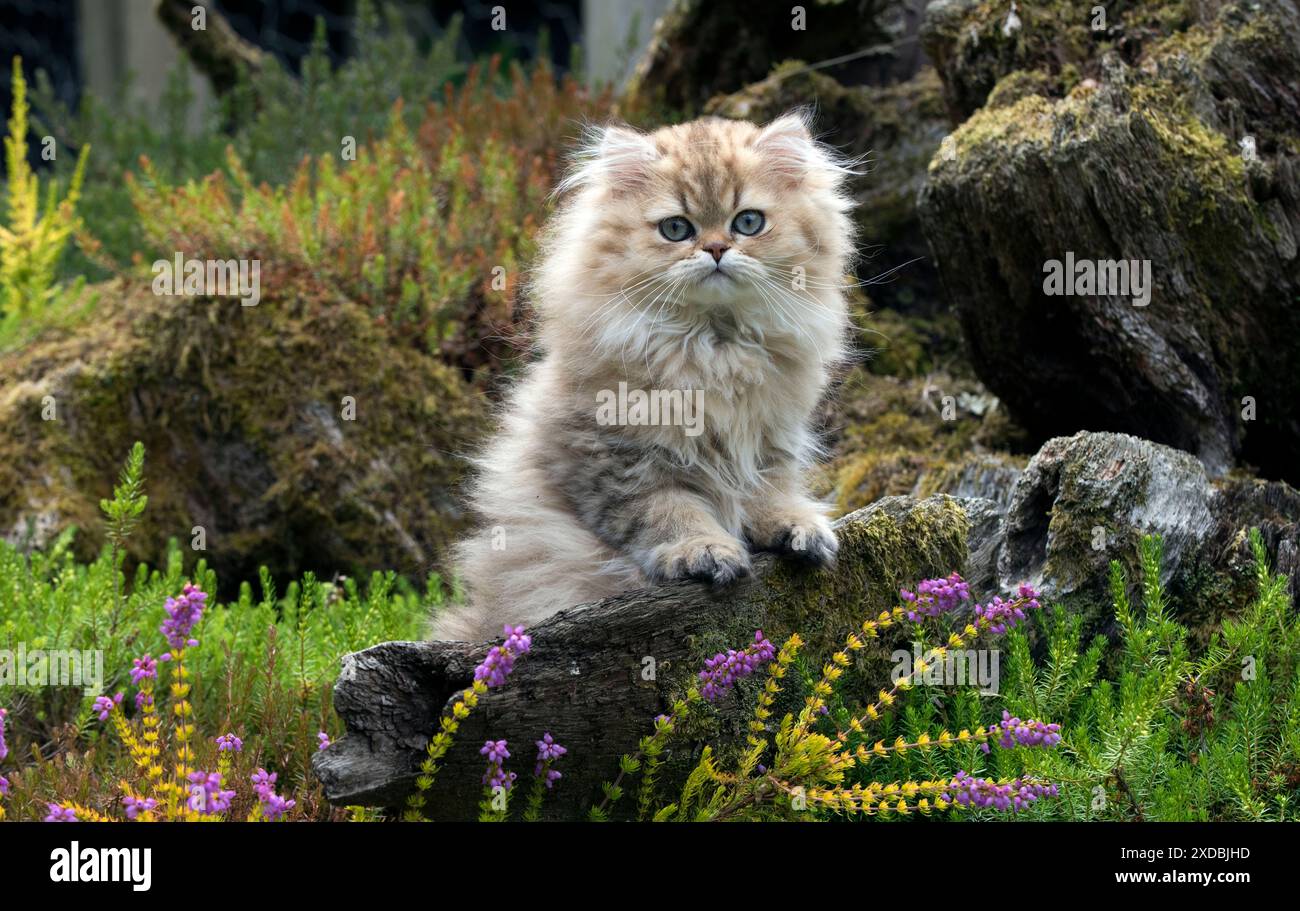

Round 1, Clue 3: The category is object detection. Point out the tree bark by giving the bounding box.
[154,0,268,96]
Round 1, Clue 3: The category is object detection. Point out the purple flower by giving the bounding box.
[123,796,158,820]
[535,732,566,763]
[480,739,516,791]
[45,803,78,822]
[900,573,971,621]
[259,791,296,821]
[473,625,533,689]
[93,692,123,721]
[698,630,776,702]
[160,583,208,650]
[0,706,8,762]
[251,768,296,821]
[216,733,243,752]
[973,585,1042,635]
[503,625,532,656]
[317,732,331,751]
[135,692,153,710]
[130,654,158,685]
[0,774,9,797]
[481,739,510,765]
[943,770,1058,813]
[533,733,568,789]
[186,770,235,815]
[984,710,1062,753]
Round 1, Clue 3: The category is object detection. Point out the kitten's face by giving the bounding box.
[543,114,854,327]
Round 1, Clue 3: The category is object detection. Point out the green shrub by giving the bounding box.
[872,532,1300,820]
[0,443,436,820]
[0,57,91,346]
[123,54,609,378]
[28,2,466,280]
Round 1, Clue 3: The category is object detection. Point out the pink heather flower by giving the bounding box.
[134,692,153,710]
[943,770,1058,813]
[482,739,510,765]
[480,739,515,791]
[216,733,243,752]
[984,711,1062,753]
[0,706,8,761]
[130,654,158,685]
[160,583,208,650]
[900,573,971,621]
[699,630,776,702]
[317,732,331,751]
[123,796,158,820]
[533,733,567,789]
[0,774,9,796]
[251,768,296,821]
[973,584,1043,635]
[473,626,532,689]
[93,692,123,721]
[45,803,78,822]
[186,771,235,815]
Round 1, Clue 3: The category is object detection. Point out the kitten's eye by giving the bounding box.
[658,216,695,242]
[732,210,765,236]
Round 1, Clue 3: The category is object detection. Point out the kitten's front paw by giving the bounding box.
[765,516,839,569]
[651,537,752,587]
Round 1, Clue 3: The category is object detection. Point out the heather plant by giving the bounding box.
[997,532,1300,821]
[400,624,571,823]
[0,57,91,346]
[23,5,610,379]
[122,54,608,378]
[0,443,432,820]
[4,448,1292,823]
[867,533,1300,821]
[588,582,1063,821]
[35,580,306,821]
[27,1,466,279]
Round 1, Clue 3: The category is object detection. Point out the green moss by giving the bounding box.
[933,93,1057,175]
[985,69,1054,109]
[0,276,485,589]
[924,0,1196,117]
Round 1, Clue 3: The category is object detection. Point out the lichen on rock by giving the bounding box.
[919,0,1300,482]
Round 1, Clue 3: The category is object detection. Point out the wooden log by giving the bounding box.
[311,495,984,820]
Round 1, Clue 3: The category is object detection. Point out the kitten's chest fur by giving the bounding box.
[580,318,832,491]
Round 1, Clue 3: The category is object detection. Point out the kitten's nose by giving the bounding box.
[702,241,730,263]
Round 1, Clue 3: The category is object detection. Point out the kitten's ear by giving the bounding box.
[755,110,856,185]
[754,110,817,181]
[557,123,658,194]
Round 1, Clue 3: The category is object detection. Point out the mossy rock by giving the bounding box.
[921,0,1194,121]
[817,365,1030,515]
[994,431,1300,639]
[623,0,916,117]
[919,1,1300,482]
[0,274,486,589]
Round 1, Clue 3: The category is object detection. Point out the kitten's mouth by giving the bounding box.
[702,268,732,283]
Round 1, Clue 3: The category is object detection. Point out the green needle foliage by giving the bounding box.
[0,444,436,820]
[879,532,1300,821]
[0,56,90,342]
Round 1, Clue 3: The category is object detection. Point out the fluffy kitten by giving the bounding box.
[431,112,857,642]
